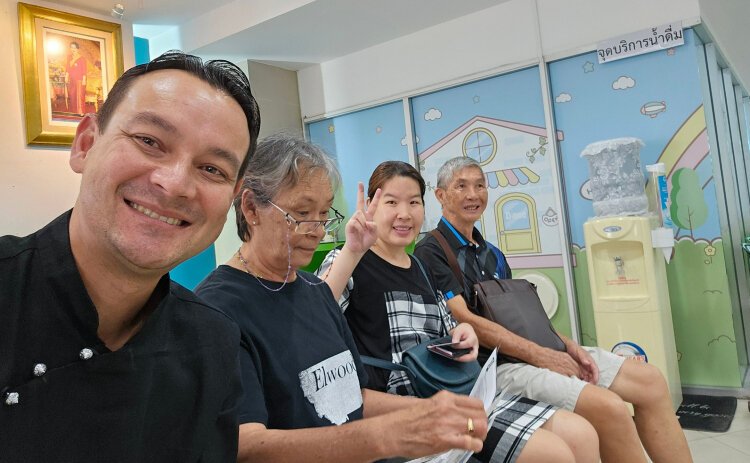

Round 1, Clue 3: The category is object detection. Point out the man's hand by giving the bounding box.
[385,391,488,457]
[566,342,599,384]
[530,347,582,378]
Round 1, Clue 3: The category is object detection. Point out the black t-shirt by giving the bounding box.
[0,211,242,463]
[195,265,368,429]
[319,249,455,395]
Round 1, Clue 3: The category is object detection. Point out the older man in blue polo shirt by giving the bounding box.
[415,156,692,463]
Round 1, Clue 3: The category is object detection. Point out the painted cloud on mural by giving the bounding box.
[424,108,442,121]
[612,76,636,90]
[555,93,572,103]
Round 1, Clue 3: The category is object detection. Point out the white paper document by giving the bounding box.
[407,349,498,463]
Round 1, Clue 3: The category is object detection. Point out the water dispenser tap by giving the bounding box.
[614,256,625,276]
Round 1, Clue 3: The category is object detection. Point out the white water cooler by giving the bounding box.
[583,216,682,410]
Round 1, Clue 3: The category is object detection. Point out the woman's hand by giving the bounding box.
[449,323,479,362]
[379,391,488,458]
[342,182,381,255]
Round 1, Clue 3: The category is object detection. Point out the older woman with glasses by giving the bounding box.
[195,134,490,463]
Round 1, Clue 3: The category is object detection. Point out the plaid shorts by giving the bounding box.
[469,392,557,463]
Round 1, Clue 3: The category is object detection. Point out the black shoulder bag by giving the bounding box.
[428,229,565,361]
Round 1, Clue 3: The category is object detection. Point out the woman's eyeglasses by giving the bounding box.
[268,201,344,235]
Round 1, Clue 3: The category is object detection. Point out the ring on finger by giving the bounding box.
[467,417,474,434]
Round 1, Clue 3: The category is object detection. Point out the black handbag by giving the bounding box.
[474,279,565,352]
[360,257,480,398]
[429,230,566,359]
[362,336,480,398]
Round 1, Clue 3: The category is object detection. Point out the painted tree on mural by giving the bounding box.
[670,168,708,239]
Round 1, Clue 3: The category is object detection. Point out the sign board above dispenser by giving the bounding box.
[597,22,684,64]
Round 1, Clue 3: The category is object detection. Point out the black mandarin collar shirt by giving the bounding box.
[0,211,242,462]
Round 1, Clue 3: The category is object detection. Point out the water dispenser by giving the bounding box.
[582,138,682,410]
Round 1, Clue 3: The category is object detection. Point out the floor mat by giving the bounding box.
[677,394,737,433]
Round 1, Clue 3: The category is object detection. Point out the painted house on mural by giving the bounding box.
[419,116,566,269]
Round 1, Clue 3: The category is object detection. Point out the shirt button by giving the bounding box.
[33,363,47,377]
[79,348,94,360]
[5,392,19,406]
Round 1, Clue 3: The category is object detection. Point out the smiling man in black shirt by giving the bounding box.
[0,51,260,462]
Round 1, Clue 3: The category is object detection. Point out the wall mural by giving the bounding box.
[549,28,740,387]
[303,29,741,388]
[411,67,573,337]
[307,101,410,241]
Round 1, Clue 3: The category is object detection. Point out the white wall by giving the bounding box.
[297,0,700,118]
[214,60,304,265]
[0,0,134,236]
[147,26,182,58]
[297,0,538,118]
[698,0,750,92]
[537,0,699,57]
[248,60,303,139]
[179,0,314,54]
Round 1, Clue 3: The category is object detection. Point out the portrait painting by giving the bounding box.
[18,3,123,146]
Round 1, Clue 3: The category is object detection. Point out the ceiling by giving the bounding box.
[51,0,511,69]
[52,0,237,25]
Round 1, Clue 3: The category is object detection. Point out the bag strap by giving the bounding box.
[412,255,449,335]
[360,355,409,372]
[412,255,436,298]
[429,229,465,291]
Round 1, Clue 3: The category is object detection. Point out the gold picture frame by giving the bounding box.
[18,2,124,146]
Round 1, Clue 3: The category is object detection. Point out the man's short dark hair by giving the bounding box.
[96,50,261,180]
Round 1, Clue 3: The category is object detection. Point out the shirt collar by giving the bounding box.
[36,210,171,348]
[439,216,486,249]
[36,210,101,343]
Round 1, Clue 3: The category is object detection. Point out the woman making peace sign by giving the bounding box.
[318,161,600,463]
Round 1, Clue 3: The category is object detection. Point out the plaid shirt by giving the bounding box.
[319,249,457,395]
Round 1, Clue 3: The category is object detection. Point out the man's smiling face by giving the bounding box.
[436,166,488,229]
[69,69,250,274]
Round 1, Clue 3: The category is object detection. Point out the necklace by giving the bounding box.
[236,248,291,292]
[235,233,331,292]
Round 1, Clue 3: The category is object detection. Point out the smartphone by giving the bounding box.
[427,341,472,359]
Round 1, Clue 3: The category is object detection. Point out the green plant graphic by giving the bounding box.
[525,136,548,163]
[670,168,708,239]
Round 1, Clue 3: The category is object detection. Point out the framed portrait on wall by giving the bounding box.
[18,3,124,146]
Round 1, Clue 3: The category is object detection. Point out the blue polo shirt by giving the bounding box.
[414,217,511,308]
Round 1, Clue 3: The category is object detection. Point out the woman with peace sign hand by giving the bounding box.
[319,181,381,299]
[318,161,600,463]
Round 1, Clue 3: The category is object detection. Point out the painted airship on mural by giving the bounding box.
[640,101,667,118]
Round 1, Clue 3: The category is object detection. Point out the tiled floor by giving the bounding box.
[682,399,750,463]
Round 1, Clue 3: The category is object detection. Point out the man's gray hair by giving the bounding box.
[234,134,341,241]
[436,156,483,189]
